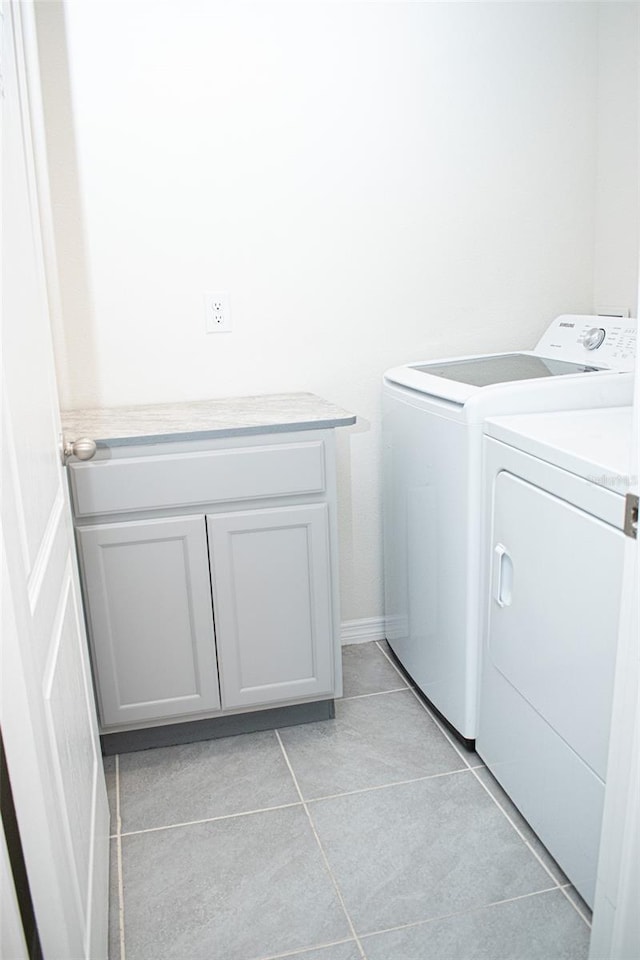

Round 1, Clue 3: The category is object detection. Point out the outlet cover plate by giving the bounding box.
[204,291,232,333]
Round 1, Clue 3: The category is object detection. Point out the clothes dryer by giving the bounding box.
[382,315,636,743]
[476,406,632,907]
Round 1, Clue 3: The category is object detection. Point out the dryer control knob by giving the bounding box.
[583,327,606,350]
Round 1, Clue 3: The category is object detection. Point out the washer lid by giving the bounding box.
[383,314,636,405]
[411,353,602,388]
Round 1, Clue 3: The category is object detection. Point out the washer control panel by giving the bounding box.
[534,315,637,370]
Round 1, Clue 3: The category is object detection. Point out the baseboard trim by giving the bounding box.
[341,617,386,645]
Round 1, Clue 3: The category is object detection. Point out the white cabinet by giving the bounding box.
[68,430,342,733]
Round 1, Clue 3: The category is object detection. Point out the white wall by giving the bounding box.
[37,1,638,625]
[593,2,639,318]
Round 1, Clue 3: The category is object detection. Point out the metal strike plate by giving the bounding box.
[623,492,638,540]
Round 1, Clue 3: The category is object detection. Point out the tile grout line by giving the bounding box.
[355,883,567,942]
[557,884,593,928]
[387,673,574,899]
[275,729,368,960]
[252,935,360,960]
[116,768,473,839]
[115,754,126,960]
[307,767,471,805]
[257,884,587,957]
[374,640,476,771]
[106,653,589,956]
[407,685,473,768]
[341,686,409,701]
[467,765,573,898]
[373,641,592,927]
[118,800,305,838]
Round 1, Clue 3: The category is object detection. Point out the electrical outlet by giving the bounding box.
[204,292,232,333]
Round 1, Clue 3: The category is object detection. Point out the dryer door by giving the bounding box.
[480,469,625,905]
[487,470,623,780]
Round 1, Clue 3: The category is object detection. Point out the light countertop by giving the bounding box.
[61,392,356,447]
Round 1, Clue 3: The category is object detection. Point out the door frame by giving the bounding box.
[589,283,640,956]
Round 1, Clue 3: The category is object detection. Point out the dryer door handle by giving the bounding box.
[493,544,514,608]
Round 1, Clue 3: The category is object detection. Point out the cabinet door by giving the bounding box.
[207,504,334,708]
[77,516,220,727]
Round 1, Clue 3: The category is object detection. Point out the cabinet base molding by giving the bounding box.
[100,699,336,755]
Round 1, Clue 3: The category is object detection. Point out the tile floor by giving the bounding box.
[104,641,592,960]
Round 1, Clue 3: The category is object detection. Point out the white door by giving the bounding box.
[589,355,640,956]
[0,2,109,957]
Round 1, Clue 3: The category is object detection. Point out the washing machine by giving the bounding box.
[383,314,636,744]
[476,406,633,907]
